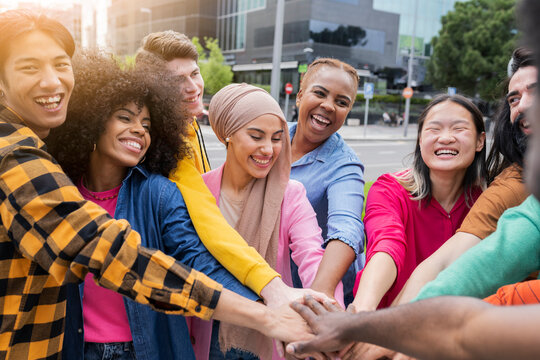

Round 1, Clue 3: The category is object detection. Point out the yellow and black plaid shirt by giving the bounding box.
[0,107,222,360]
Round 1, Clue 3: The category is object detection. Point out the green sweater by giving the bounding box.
[415,195,540,301]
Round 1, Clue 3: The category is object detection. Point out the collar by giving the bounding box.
[289,122,340,164]
[123,164,150,182]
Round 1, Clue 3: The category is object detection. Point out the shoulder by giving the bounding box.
[284,179,307,197]
[369,171,410,201]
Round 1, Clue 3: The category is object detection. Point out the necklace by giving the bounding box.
[81,176,120,201]
[85,190,119,201]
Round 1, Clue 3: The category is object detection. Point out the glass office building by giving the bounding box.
[373,0,469,58]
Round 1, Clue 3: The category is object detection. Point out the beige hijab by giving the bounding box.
[209,83,291,359]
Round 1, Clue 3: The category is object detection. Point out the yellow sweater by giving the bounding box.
[168,120,279,295]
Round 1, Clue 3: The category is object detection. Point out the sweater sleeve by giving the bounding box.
[364,175,409,277]
[169,156,279,295]
[415,195,540,301]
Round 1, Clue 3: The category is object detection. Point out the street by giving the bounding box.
[199,125,415,182]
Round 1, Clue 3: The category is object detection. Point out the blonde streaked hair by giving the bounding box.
[395,94,486,206]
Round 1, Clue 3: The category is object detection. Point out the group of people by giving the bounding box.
[1,1,540,359]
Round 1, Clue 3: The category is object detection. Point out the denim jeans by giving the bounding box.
[84,341,137,360]
[208,321,260,360]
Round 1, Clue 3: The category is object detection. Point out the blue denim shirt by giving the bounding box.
[63,165,257,360]
[289,123,365,303]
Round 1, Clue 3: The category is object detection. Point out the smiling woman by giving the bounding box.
[351,94,486,308]
[47,51,262,360]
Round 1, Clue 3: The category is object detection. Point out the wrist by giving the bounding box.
[260,277,286,305]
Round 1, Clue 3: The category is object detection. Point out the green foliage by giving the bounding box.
[355,93,431,105]
[252,84,272,93]
[427,0,518,100]
[192,36,233,95]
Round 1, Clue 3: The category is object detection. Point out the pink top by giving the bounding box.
[78,182,133,343]
[354,171,482,308]
[189,165,343,359]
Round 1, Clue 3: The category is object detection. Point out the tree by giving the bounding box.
[426,0,518,99]
[192,37,234,95]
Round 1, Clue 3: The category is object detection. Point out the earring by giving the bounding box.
[225,137,230,143]
[139,156,146,163]
[0,90,4,98]
[92,143,96,152]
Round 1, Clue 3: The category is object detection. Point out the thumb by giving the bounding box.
[286,342,307,355]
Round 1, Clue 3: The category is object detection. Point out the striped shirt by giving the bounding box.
[0,107,222,360]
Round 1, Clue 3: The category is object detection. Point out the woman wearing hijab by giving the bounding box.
[190,83,343,360]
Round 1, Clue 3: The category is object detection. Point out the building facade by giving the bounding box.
[373,0,469,85]
[108,0,218,55]
[221,0,399,92]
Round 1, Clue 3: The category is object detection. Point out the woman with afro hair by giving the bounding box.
[47,51,258,360]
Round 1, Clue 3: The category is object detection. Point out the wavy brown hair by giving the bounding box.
[47,50,189,182]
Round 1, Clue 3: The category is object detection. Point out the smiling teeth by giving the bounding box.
[436,150,458,156]
[312,114,330,124]
[252,157,270,164]
[122,140,142,150]
[35,95,61,104]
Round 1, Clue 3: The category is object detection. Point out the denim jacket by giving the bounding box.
[288,123,365,303]
[63,165,257,360]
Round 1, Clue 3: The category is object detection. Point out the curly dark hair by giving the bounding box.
[47,50,189,182]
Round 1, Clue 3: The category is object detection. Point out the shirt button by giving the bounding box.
[78,328,83,334]
[195,305,201,313]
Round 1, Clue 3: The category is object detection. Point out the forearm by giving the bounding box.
[214,288,312,344]
[351,252,397,311]
[169,159,279,294]
[346,297,540,360]
[311,240,355,297]
[395,232,480,305]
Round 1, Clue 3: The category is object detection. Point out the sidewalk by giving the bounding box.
[338,122,418,141]
[199,122,418,142]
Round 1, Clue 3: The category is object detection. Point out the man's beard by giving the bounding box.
[512,113,529,156]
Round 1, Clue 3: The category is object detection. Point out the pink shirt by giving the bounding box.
[78,182,133,343]
[354,171,481,308]
[189,165,343,359]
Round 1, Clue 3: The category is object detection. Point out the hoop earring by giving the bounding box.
[139,156,146,164]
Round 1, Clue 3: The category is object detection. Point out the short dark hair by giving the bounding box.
[301,58,359,97]
[0,9,75,81]
[396,94,486,205]
[486,47,535,182]
[135,30,198,65]
[47,51,189,182]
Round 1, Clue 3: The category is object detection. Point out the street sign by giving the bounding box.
[364,82,374,100]
[285,82,293,95]
[448,87,457,95]
[298,64,308,73]
[402,87,414,99]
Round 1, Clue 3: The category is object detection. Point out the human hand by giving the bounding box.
[392,352,417,360]
[260,277,334,309]
[286,294,354,357]
[341,342,396,360]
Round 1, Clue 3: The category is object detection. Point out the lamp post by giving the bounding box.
[270,0,285,101]
[140,7,152,35]
[402,0,418,138]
